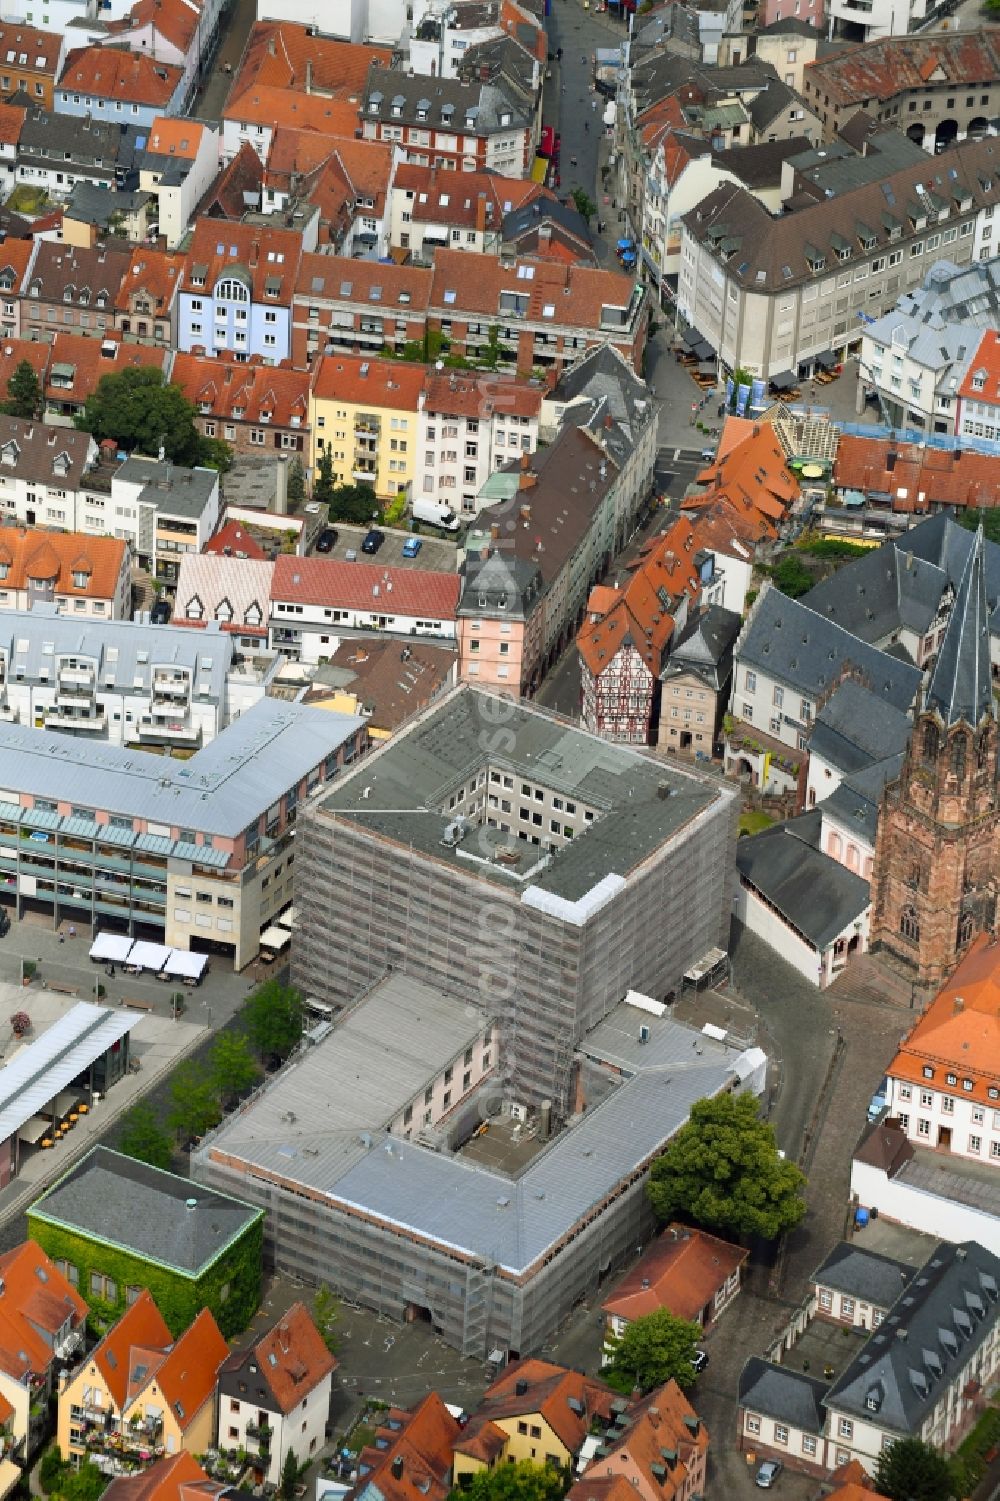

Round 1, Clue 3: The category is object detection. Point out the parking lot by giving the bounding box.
[312,522,460,573]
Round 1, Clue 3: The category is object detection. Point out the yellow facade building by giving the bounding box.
[308,355,425,501]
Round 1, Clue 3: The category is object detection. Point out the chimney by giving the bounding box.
[250,239,260,268]
[604,412,613,430]
[490,522,500,542]
[391,1457,404,1480]
[954,994,965,1014]
[515,1379,528,1396]
[647,1407,659,1428]
[306,59,313,93]
[519,454,536,491]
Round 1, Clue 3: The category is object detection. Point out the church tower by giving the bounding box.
[871,528,1000,992]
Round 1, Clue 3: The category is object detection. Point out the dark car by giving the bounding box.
[691,1349,709,1376]
[361,528,385,554]
[150,599,171,624]
[316,528,337,553]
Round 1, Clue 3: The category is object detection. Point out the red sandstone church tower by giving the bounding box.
[871,528,1000,992]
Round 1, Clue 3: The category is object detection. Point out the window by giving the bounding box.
[840,1298,855,1318]
[917,1119,931,1137]
[901,907,920,943]
[920,1090,933,1108]
[90,1272,118,1301]
[746,1415,761,1435]
[125,1285,142,1307]
[745,670,757,691]
[898,1084,912,1100]
[773,1426,788,1446]
[802,1437,817,1457]
[839,1418,854,1438]
[969,1134,982,1154]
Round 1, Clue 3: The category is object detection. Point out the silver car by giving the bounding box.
[756,1461,783,1489]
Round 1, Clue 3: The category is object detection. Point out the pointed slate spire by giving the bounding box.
[925,525,993,728]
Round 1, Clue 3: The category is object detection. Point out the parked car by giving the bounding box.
[316,528,337,553]
[756,1462,782,1489]
[362,528,385,554]
[150,599,171,624]
[691,1349,709,1375]
[402,536,423,558]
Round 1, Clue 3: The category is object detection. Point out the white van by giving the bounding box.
[412,497,460,531]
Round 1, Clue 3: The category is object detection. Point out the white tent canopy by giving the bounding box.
[260,926,291,951]
[89,934,133,963]
[127,941,171,972]
[163,951,208,981]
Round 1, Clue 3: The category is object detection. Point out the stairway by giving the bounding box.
[829,951,924,1012]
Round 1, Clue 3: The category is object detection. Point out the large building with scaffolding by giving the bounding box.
[289,686,739,1115]
[193,975,766,1360]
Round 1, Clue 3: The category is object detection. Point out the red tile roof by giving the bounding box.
[272,554,460,620]
[580,1381,708,1501]
[804,31,1000,107]
[421,370,541,421]
[355,1394,459,1501]
[602,1227,747,1323]
[59,46,182,106]
[578,517,702,680]
[429,247,636,330]
[0,337,51,384]
[197,142,263,220]
[146,117,208,161]
[682,424,799,539]
[223,88,361,137]
[476,1360,615,1454]
[230,21,390,107]
[833,434,998,513]
[153,1308,228,1431]
[393,162,540,230]
[0,237,38,294]
[310,352,427,411]
[91,1290,173,1411]
[0,21,62,76]
[172,352,309,428]
[109,0,198,56]
[181,219,303,306]
[103,1451,227,1501]
[203,520,267,560]
[888,934,1000,1098]
[958,327,1000,406]
[243,1302,336,1415]
[0,1241,87,1383]
[43,331,168,407]
[295,253,432,312]
[0,526,127,600]
[0,100,25,147]
[113,246,186,316]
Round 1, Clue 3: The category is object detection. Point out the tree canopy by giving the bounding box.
[647,1091,806,1241]
[75,367,231,471]
[3,359,40,419]
[959,507,1000,546]
[603,1307,701,1394]
[166,1059,221,1144]
[117,1101,172,1170]
[449,1460,572,1501]
[209,1031,259,1106]
[243,980,304,1063]
[312,1284,340,1353]
[875,1437,954,1501]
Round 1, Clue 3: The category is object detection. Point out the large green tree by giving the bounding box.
[647,1092,806,1241]
[3,358,40,419]
[54,1461,109,1501]
[75,367,230,470]
[449,1460,572,1501]
[243,980,303,1063]
[603,1308,702,1394]
[280,1448,299,1501]
[959,507,1000,546]
[210,1031,259,1107]
[875,1437,953,1501]
[166,1059,221,1143]
[117,1101,172,1170]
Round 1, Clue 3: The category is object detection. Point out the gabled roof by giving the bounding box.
[181,219,303,306]
[826,1240,1000,1433]
[925,524,992,727]
[0,99,25,147]
[229,21,389,109]
[168,553,274,637]
[223,1302,335,1416]
[590,1381,707,1501]
[0,22,62,75]
[109,0,199,57]
[0,525,126,600]
[429,247,638,331]
[888,933,1000,1093]
[603,1226,747,1323]
[153,1308,228,1430]
[354,1393,459,1501]
[59,45,181,106]
[682,424,798,539]
[102,1451,229,1501]
[272,554,459,622]
[172,353,309,428]
[295,252,432,312]
[310,353,426,411]
[804,29,1000,107]
[391,161,538,229]
[28,239,132,305]
[736,818,871,950]
[0,1240,87,1382]
[577,517,702,680]
[422,369,541,421]
[197,142,263,220]
[222,86,360,137]
[113,246,186,315]
[475,1359,615,1453]
[202,521,267,562]
[739,1358,828,1432]
[90,1289,173,1411]
[812,1243,915,1307]
[661,604,741,690]
[808,680,912,777]
[145,116,207,161]
[41,330,168,408]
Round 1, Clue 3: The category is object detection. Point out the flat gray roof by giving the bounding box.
[197,1006,755,1277]
[30,1145,262,1276]
[0,697,364,836]
[117,456,218,519]
[0,1002,139,1146]
[315,687,730,908]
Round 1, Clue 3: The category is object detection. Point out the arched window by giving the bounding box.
[958,910,975,948]
[846,844,859,873]
[216,277,249,303]
[908,862,922,890]
[827,831,842,860]
[900,906,920,942]
[953,733,967,781]
[922,721,939,762]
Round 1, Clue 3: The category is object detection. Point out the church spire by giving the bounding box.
[925,526,992,728]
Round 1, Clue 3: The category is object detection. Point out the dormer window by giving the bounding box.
[0,563,8,581]
[923,1065,934,1079]
[72,570,89,588]
[973,369,987,392]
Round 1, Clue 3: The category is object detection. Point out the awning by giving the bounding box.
[697,361,716,375]
[815,350,836,370]
[770,371,796,391]
[127,940,170,972]
[531,155,549,183]
[276,906,297,932]
[260,925,291,951]
[617,238,635,251]
[18,1115,50,1144]
[842,488,867,507]
[693,340,714,360]
[163,950,208,981]
[90,933,132,963]
[53,1089,82,1116]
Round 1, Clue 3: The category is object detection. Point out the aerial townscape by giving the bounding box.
[0,0,997,1500]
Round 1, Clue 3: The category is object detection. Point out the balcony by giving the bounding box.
[58,667,95,688]
[352,466,377,483]
[136,715,200,746]
[354,422,379,437]
[55,685,97,706]
[151,675,190,700]
[44,709,107,732]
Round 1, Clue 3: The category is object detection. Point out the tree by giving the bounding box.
[166,1060,221,1143]
[287,456,305,503]
[571,188,596,222]
[3,359,40,419]
[39,1446,65,1495]
[210,1031,259,1107]
[326,481,378,525]
[118,1101,172,1170]
[770,555,814,599]
[449,1460,572,1501]
[959,507,1000,546]
[280,1448,299,1501]
[55,1462,108,1501]
[242,980,303,1063]
[647,1091,807,1241]
[603,1308,702,1394]
[75,367,220,469]
[312,1284,340,1352]
[312,448,336,504]
[875,1437,953,1501]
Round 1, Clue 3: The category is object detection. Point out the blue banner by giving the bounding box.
[725,377,734,410]
[736,383,751,416]
[750,378,766,410]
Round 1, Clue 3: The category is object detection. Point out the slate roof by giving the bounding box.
[820,753,904,848]
[711,136,812,190]
[459,548,542,620]
[736,819,871,950]
[825,1241,1000,1433]
[736,587,922,712]
[811,1242,916,1307]
[925,524,992,727]
[802,543,944,645]
[808,680,912,777]
[363,62,531,132]
[30,1146,262,1276]
[661,605,742,690]
[739,1358,828,1432]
